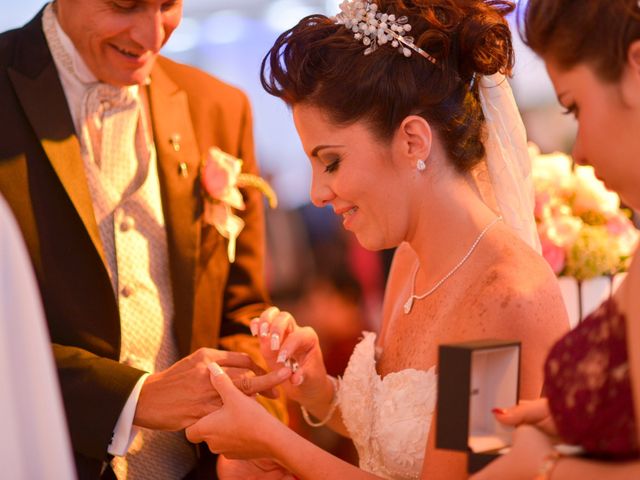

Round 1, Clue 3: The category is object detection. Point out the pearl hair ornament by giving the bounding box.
[334,0,437,63]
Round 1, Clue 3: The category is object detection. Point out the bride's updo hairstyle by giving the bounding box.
[261,0,515,173]
[520,0,640,82]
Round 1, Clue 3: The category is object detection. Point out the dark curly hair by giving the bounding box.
[519,0,640,82]
[261,0,515,172]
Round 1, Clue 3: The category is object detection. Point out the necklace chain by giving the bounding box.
[403,216,503,314]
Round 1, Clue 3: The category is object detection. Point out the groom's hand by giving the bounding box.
[133,348,291,431]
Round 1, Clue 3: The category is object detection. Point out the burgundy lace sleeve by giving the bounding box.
[544,297,639,459]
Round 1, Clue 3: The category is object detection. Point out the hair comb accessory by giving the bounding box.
[334,0,437,63]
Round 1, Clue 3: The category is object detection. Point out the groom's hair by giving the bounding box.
[261,0,515,173]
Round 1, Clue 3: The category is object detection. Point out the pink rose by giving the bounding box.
[534,191,551,221]
[607,213,640,258]
[540,234,566,275]
[606,213,633,236]
[202,158,231,200]
[201,147,244,210]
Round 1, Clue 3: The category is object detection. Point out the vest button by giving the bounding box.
[121,285,134,298]
[120,216,135,232]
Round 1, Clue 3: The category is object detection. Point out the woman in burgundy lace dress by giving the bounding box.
[472,0,640,478]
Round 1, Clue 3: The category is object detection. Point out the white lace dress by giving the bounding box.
[337,332,437,479]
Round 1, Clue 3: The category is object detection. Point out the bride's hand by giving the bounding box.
[251,307,329,404]
[186,362,290,459]
[217,456,296,480]
[493,398,558,437]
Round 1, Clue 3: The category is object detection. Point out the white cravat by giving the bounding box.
[42,4,196,479]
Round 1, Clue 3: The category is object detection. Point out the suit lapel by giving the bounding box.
[147,63,201,354]
[7,12,107,267]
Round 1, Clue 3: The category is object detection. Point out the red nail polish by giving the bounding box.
[492,408,506,415]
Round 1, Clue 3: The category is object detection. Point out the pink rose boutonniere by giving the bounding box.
[201,147,278,262]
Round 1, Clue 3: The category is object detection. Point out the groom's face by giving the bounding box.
[55,0,183,86]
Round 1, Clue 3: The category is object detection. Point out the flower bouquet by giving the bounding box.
[530,144,639,324]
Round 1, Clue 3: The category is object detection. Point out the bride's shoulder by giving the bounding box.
[471,237,569,335]
[482,241,555,297]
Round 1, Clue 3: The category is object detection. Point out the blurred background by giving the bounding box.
[2,0,579,464]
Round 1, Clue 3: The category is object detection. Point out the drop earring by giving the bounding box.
[416,159,427,172]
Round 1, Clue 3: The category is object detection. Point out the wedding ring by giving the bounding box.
[290,359,299,373]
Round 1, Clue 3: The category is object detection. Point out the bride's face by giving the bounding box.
[293,103,409,250]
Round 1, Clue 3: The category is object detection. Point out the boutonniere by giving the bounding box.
[201,147,278,263]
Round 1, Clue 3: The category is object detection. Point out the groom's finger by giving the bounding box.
[235,367,291,397]
[185,419,205,444]
[208,362,292,399]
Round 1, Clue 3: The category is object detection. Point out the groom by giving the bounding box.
[0,1,286,478]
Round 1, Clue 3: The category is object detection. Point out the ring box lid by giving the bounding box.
[436,339,521,455]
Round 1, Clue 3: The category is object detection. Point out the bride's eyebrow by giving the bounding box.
[310,145,344,158]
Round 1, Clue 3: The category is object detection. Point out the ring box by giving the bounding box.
[436,340,521,473]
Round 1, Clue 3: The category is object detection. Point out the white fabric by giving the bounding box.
[478,73,541,253]
[42,5,197,478]
[110,374,149,456]
[338,332,437,480]
[0,196,77,480]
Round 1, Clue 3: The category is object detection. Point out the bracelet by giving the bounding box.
[300,376,339,427]
[533,451,561,480]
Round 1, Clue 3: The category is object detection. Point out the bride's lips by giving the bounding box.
[334,205,359,229]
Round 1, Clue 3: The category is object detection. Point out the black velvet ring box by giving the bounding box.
[436,340,521,473]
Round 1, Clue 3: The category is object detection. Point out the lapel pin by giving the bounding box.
[178,162,188,178]
[169,134,182,152]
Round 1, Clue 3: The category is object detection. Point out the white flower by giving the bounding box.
[572,165,620,219]
[530,148,574,200]
[530,142,639,279]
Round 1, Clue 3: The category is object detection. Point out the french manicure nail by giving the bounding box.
[292,374,304,386]
[260,322,269,337]
[250,319,259,336]
[271,333,280,351]
[208,362,224,376]
[277,349,288,364]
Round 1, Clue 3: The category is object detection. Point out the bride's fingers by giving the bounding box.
[256,306,280,339]
[276,327,317,369]
[250,317,260,337]
[268,311,295,351]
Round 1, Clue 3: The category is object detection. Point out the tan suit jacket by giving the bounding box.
[0,9,272,479]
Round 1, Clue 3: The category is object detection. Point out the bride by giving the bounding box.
[186,1,568,478]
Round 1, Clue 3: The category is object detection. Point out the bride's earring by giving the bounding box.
[416,159,427,172]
